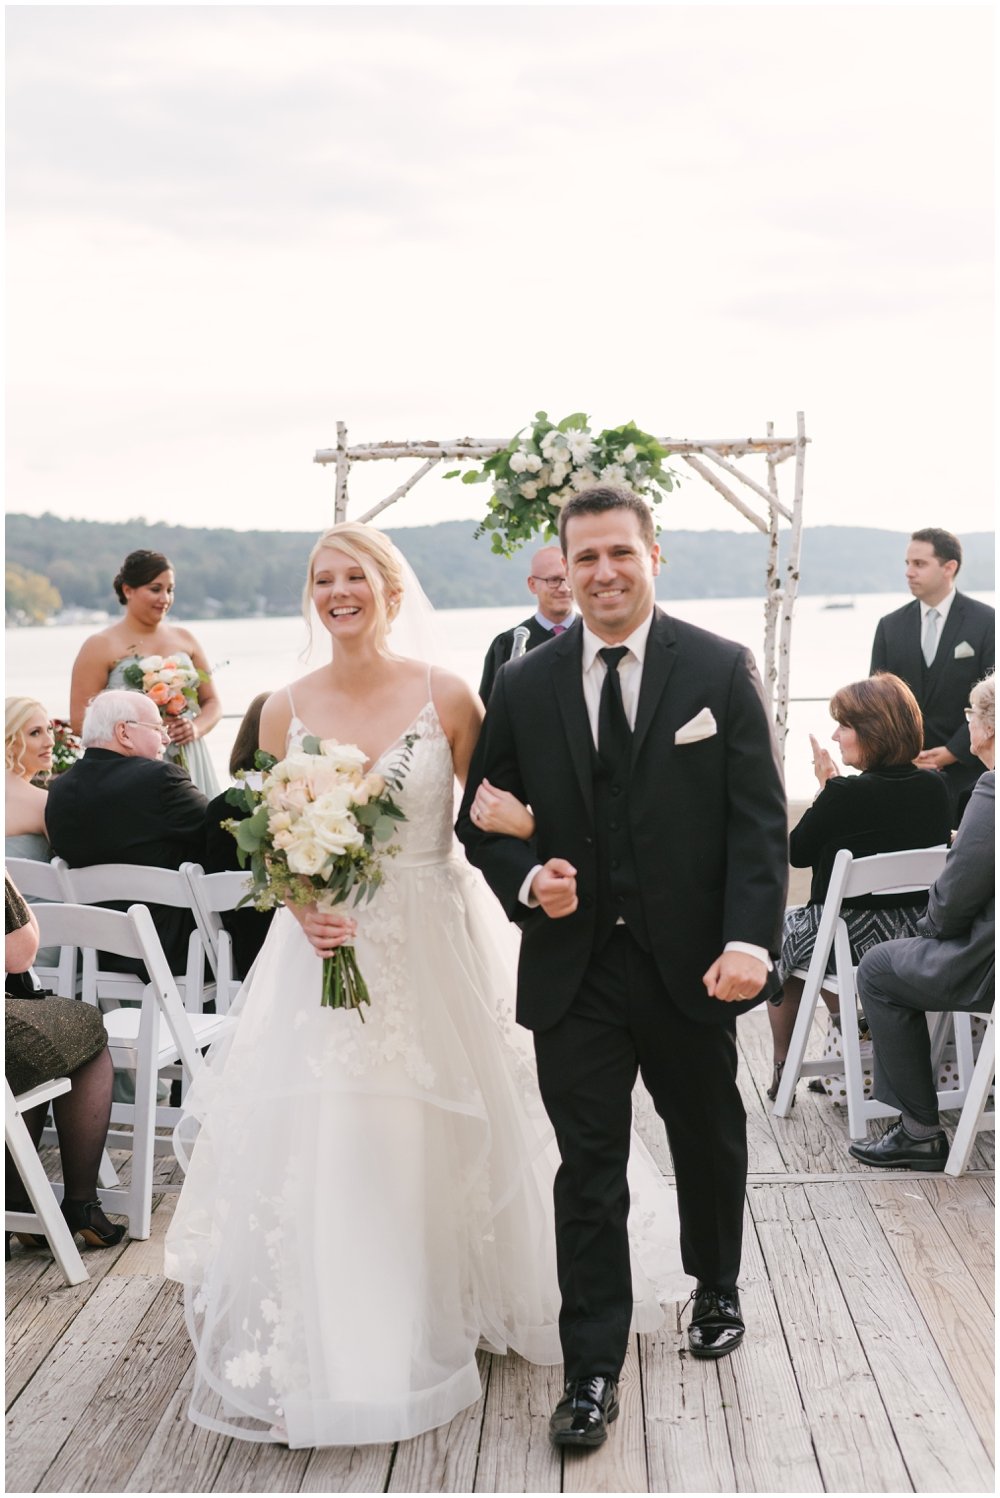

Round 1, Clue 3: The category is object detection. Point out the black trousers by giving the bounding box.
[532,927,748,1381]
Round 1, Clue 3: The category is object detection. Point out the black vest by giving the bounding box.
[591,741,651,953]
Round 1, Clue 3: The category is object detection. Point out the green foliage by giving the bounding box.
[445,411,680,557]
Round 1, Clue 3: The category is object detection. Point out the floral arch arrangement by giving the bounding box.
[444,411,679,556]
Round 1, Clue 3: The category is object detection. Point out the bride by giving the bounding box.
[164,522,688,1450]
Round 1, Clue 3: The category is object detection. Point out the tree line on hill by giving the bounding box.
[5,511,995,623]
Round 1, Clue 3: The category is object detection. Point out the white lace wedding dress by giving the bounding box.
[164,688,690,1449]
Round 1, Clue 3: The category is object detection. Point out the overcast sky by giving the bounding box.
[6,3,994,539]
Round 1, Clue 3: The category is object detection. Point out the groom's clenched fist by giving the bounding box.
[531,859,579,919]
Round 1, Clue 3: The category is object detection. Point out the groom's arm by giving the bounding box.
[721,648,789,957]
[456,669,542,921]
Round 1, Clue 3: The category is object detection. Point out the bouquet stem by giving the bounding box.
[321,946,371,1021]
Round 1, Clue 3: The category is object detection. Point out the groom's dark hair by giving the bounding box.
[558,485,656,553]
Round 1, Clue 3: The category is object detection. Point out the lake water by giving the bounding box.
[6,591,994,802]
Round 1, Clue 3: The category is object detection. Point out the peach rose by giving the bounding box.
[165,693,188,716]
[147,682,171,705]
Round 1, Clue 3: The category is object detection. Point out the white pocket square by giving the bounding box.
[675,707,718,745]
[954,641,975,659]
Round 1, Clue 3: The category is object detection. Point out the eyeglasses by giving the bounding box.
[122,719,170,739]
[963,707,980,721]
[530,574,571,588]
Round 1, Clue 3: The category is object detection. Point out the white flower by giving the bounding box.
[260,1298,280,1325]
[509,450,529,473]
[570,466,598,491]
[600,463,628,485]
[523,452,543,472]
[138,655,163,672]
[318,740,368,773]
[621,443,638,463]
[549,462,569,486]
[565,430,595,462]
[549,489,573,510]
[536,465,552,487]
[519,480,539,499]
[285,835,329,877]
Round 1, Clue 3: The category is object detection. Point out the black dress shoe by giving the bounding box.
[549,1376,619,1448]
[848,1118,948,1171]
[687,1285,745,1360]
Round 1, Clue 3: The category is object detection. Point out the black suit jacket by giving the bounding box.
[478,615,577,704]
[871,591,995,804]
[458,609,789,1031]
[45,749,208,974]
[204,789,274,979]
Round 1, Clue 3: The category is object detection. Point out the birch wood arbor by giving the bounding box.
[314,413,808,752]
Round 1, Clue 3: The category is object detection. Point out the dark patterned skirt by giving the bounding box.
[5,995,108,1096]
[773,902,926,998]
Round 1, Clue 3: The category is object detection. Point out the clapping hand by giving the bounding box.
[809,734,839,787]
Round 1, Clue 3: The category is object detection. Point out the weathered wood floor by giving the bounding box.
[6,1006,994,1494]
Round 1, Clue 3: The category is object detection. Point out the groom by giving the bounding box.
[457,486,787,1449]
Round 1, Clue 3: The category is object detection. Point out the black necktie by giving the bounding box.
[598,646,631,770]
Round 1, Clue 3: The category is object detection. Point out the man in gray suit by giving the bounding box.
[849,675,995,1171]
[871,527,994,819]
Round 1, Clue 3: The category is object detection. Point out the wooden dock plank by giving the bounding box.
[807,1180,994,1493]
[127,1361,234,1495]
[864,1178,994,1461]
[750,1182,911,1492]
[4,1275,162,1494]
[299,1440,395,1493]
[474,1351,562,1493]
[39,1279,191,1492]
[716,1201,825,1493]
[919,1175,995,1311]
[639,1319,738,1493]
[211,1438,313,1493]
[562,1337,646,1493]
[386,1349,490,1494]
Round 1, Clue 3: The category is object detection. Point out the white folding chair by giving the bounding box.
[5,1078,88,1286]
[945,1011,996,1175]
[182,863,254,1015]
[34,902,233,1239]
[56,859,215,1015]
[4,855,77,995]
[772,846,960,1140]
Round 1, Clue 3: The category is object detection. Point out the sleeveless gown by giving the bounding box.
[107,655,220,796]
[164,688,689,1449]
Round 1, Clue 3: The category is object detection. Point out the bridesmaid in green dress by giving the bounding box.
[69,549,222,796]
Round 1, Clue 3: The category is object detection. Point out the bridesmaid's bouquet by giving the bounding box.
[224,734,415,1020]
[121,654,205,772]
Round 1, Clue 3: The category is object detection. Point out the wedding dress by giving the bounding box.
[164,680,690,1449]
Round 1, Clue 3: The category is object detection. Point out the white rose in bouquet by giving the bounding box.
[519,480,540,499]
[509,450,530,473]
[524,452,543,472]
[318,741,369,774]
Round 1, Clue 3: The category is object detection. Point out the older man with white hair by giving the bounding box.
[45,688,208,973]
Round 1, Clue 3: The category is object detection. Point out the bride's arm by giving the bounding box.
[258,689,292,759]
[435,670,535,839]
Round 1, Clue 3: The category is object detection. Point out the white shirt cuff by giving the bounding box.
[724,940,772,970]
[518,865,543,908]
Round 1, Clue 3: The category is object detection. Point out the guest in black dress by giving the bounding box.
[5,874,126,1253]
[767,673,952,1102]
[203,693,274,980]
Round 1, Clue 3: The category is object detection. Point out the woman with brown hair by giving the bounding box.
[68,548,222,795]
[767,672,952,1101]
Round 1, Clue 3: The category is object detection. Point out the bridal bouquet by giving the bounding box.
[225,734,415,1019]
[445,410,679,556]
[120,654,205,772]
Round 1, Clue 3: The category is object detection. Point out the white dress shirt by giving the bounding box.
[514,609,769,969]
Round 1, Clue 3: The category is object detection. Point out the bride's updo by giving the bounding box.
[303,522,405,655]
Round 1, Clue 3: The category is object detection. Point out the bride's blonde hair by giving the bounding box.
[5,696,49,777]
[302,523,405,655]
